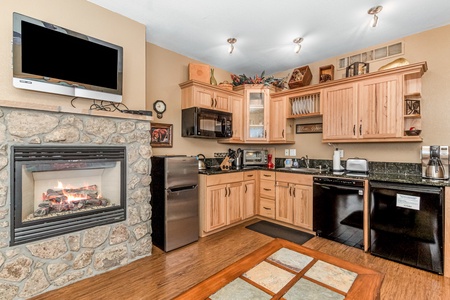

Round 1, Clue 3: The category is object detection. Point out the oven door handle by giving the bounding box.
[314,182,363,192]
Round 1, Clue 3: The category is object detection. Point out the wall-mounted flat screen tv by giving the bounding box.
[12,12,123,103]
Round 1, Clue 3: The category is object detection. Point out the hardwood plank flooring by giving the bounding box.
[32,219,450,300]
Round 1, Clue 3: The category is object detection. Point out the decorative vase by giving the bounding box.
[210,68,217,85]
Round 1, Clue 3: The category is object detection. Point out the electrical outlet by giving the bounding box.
[285,149,289,156]
[290,149,296,156]
[339,149,344,157]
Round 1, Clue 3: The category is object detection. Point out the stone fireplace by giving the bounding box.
[11,146,127,246]
[0,101,153,299]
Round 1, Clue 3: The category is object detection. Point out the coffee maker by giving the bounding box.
[421,146,449,180]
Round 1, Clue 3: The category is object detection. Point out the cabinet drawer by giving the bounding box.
[206,172,244,186]
[243,171,257,180]
[259,198,275,219]
[276,172,312,185]
[260,179,275,198]
[260,170,275,181]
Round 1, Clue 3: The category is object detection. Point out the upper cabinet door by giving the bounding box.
[322,83,358,141]
[269,96,294,142]
[358,75,402,139]
[229,95,244,142]
[245,88,270,141]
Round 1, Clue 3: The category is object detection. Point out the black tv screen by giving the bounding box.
[13,12,123,103]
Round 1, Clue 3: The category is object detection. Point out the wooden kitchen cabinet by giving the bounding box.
[205,184,227,232]
[275,172,313,230]
[226,182,244,225]
[322,75,401,141]
[258,170,276,219]
[243,171,256,219]
[321,62,427,143]
[269,96,294,142]
[199,172,244,236]
[229,95,245,142]
[180,80,242,113]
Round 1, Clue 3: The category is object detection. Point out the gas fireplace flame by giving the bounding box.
[35,181,109,217]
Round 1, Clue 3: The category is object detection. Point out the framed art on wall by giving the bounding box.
[296,123,323,134]
[150,123,173,147]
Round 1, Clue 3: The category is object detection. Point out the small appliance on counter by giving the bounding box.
[345,158,369,177]
[242,149,268,168]
[196,154,206,171]
[421,145,449,180]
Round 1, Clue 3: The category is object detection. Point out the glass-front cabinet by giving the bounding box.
[243,85,271,141]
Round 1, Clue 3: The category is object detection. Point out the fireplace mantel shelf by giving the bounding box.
[0,99,153,121]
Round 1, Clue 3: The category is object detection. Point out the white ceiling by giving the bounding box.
[89,0,450,76]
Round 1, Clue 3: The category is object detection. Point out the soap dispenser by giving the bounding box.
[293,159,299,168]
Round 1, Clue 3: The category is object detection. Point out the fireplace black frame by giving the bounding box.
[10,146,127,245]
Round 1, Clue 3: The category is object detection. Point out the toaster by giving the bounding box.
[346,158,369,173]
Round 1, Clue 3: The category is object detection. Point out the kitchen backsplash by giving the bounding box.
[205,157,421,176]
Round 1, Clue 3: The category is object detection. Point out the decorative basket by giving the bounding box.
[288,65,312,89]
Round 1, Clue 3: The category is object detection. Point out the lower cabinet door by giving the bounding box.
[293,184,312,230]
[205,184,227,232]
[276,182,293,223]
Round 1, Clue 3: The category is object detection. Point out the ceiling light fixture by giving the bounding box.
[227,38,237,54]
[293,37,303,54]
[368,5,383,27]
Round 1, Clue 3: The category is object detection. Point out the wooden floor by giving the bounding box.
[32,219,450,300]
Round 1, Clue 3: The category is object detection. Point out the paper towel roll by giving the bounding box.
[333,150,343,171]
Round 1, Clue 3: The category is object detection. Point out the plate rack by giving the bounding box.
[289,92,320,117]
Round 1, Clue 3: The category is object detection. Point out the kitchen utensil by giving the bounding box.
[197,154,206,171]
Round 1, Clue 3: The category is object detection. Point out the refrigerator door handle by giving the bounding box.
[167,185,198,193]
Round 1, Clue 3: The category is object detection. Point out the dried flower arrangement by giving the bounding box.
[230,71,289,89]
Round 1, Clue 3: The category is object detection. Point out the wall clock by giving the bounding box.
[153,100,166,119]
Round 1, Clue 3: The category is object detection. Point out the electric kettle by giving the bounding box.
[197,154,206,171]
[425,156,445,179]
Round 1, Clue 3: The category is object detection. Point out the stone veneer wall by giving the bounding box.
[0,107,153,299]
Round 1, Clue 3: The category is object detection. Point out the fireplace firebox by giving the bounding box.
[10,146,127,245]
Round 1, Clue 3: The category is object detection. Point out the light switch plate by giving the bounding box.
[285,149,289,156]
[290,149,296,156]
[339,149,344,157]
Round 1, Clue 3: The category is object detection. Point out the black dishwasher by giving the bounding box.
[313,177,366,250]
[370,181,443,274]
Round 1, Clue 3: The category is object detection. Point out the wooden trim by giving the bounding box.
[174,239,384,300]
[272,62,427,98]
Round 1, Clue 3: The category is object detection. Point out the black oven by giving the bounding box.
[182,107,232,138]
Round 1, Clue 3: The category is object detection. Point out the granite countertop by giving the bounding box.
[199,167,450,187]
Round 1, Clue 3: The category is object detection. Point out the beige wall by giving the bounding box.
[147,24,450,163]
[146,43,236,156]
[1,0,147,110]
[270,25,450,163]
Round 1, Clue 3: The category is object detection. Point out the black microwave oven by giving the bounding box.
[182,107,232,138]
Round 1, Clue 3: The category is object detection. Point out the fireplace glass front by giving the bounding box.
[11,146,126,245]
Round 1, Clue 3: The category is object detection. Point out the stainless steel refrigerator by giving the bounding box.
[150,155,199,251]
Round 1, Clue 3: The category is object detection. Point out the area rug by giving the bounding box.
[246,220,314,245]
[174,239,383,299]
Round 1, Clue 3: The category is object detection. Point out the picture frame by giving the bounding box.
[296,123,323,134]
[150,123,173,147]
